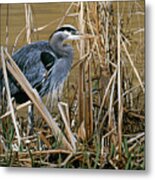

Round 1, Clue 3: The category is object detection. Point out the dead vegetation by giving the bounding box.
[0,1,145,169]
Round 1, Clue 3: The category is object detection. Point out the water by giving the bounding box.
[0,3,74,52]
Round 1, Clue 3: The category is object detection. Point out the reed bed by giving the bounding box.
[0,1,145,169]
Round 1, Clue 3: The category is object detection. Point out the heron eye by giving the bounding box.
[71,30,76,35]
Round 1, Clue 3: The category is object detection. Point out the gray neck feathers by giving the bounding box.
[49,32,73,60]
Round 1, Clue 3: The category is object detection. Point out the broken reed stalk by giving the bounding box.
[84,3,94,139]
[85,56,93,139]
[117,2,123,159]
[33,18,61,32]
[57,2,74,27]
[77,2,85,139]
[128,136,144,153]
[12,27,26,54]
[108,71,116,131]
[18,149,72,157]
[58,102,76,151]
[98,70,117,121]
[24,4,33,44]
[1,47,21,147]
[46,153,73,168]
[0,100,32,120]
[121,38,145,93]
[105,2,110,65]
[3,48,73,152]
[127,132,144,144]
[5,5,9,50]
[39,132,52,148]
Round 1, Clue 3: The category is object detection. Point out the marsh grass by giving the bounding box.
[0,1,145,169]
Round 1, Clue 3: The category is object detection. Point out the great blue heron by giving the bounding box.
[0,24,81,104]
[0,24,81,132]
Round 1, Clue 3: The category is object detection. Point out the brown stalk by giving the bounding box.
[85,3,102,63]
[1,47,21,147]
[117,2,123,159]
[85,54,93,139]
[12,27,26,54]
[98,70,117,121]
[5,5,9,50]
[39,132,51,148]
[49,153,73,168]
[58,102,76,151]
[77,2,85,139]
[128,137,144,153]
[24,4,33,44]
[12,149,72,157]
[57,2,74,28]
[121,38,145,93]
[127,132,144,144]
[33,18,61,32]
[101,127,116,156]
[0,100,32,120]
[108,71,116,141]
[105,2,110,65]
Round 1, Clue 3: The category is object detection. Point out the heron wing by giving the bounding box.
[40,51,56,71]
[9,41,55,94]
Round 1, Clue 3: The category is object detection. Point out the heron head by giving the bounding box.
[49,24,81,43]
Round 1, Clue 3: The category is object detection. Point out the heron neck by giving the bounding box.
[49,40,73,60]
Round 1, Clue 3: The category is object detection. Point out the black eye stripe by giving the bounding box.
[55,27,77,34]
[49,26,77,40]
